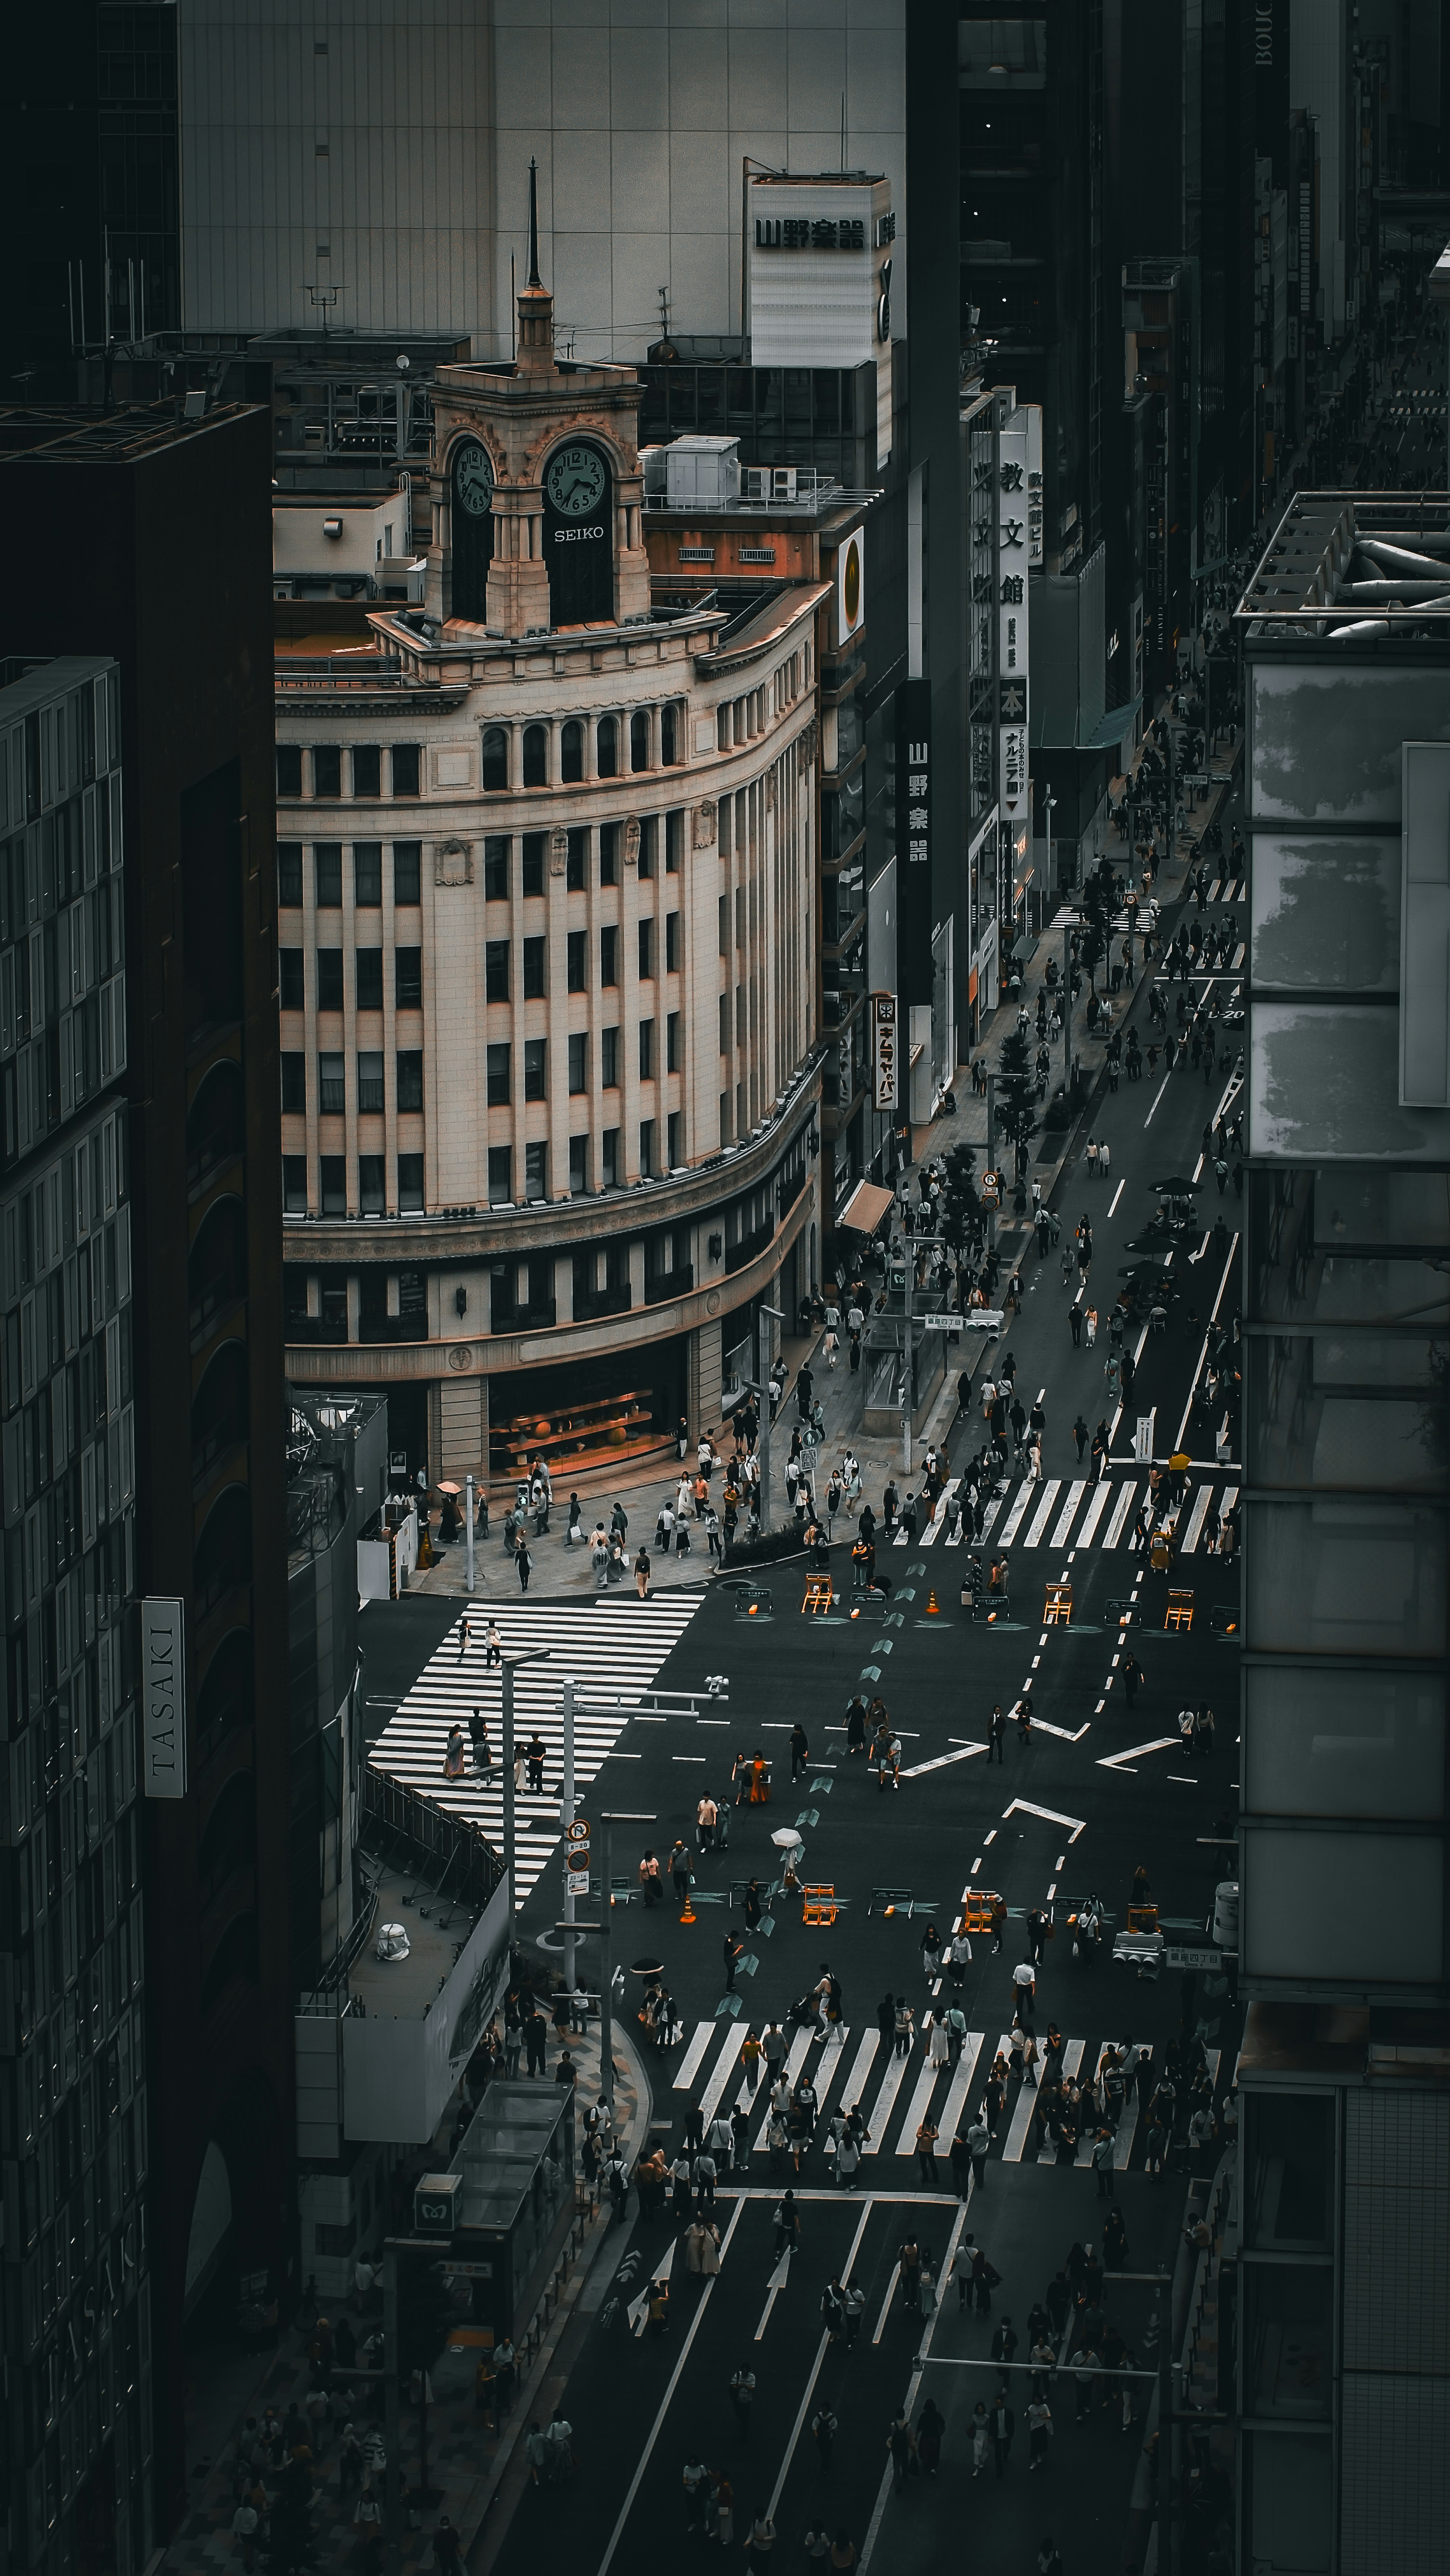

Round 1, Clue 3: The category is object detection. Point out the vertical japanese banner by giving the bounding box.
[871,994,899,1110]
[997,416,1031,824]
[895,678,933,1005]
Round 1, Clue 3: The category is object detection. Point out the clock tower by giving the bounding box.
[429,162,650,635]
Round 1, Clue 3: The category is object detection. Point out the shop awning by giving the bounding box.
[838,1179,894,1234]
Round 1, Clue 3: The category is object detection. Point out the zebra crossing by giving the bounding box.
[893,1474,1239,1553]
[671,2017,1221,2178]
[367,1595,705,1903]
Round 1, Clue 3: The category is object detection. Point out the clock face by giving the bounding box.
[546,443,608,519]
[454,439,494,519]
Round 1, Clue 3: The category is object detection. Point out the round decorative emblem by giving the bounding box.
[843,534,861,626]
[705,1290,721,1316]
[447,1345,474,1371]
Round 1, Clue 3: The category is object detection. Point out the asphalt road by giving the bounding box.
[473,827,1249,2576]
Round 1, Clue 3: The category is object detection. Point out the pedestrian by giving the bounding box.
[791,1721,811,1781]
[683,2455,710,2531]
[967,2113,990,2191]
[991,2314,1019,2371]
[730,2363,757,2434]
[915,2119,940,2188]
[916,2399,945,2478]
[1093,2128,1115,2195]
[1027,2397,1053,2471]
[886,2412,916,2492]
[515,1537,533,1592]
[990,2392,1015,2480]
[811,2402,839,2468]
[635,1546,651,1599]
[971,2403,990,2479]
[773,2191,801,2256]
[988,1705,1006,1766]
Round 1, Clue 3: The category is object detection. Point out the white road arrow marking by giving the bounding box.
[901,1743,990,1778]
[1097,1736,1179,1772]
[1002,1798,1086,1841]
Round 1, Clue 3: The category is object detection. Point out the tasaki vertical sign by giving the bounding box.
[142,1598,187,1799]
[895,678,933,1006]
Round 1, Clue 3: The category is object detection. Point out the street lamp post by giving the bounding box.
[757,1300,786,1531]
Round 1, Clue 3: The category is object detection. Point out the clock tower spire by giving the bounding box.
[515,157,555,377]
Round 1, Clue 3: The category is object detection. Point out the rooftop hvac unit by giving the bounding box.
[663,435,740,508]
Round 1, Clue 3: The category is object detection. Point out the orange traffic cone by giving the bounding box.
[680,1895,696,1924]
[926,1588,941,1615]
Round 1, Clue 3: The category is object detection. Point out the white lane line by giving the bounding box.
[1002,2070,1043,2162]
[765,2202,873,2518]
[1002,1798,1086,1841]
[872,2265,901,2346]
[894,2055,945,2157]
[1179,1485,1213,1553]
[935,2034,986,2147]
[698,2028,746,2125]
[1050,1480,1087,1548]
[861,2043,912,2153]
[595,2196,747,2576]
[1022,1481,1063,1548]
[1037,2041,1087,2163]
[752,2028,814,2151]
[1102,1482,1138,1548]
[1108,1179,1126,1216]
[674,2023,714,2090]
[1097,1736,1179,1772]
[1075,1481,1113,1546]
[999,1485,1035,1545]
[1144,1075,1173,1128]
[902,1742,989,1779]
[837,2028,882,2126]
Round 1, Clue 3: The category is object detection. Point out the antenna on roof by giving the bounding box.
[527,155,542,290]
[840,92,846,174]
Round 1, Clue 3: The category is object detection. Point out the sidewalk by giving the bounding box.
[404,721,1242,1604]
[160,2018,651,2574]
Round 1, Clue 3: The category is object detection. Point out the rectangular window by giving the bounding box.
[352,744,381,798]
[667,1110,682,1169]
[391,744,421,798]
[639,1020,655,1080]
[637,817,656,878]
[317,949,344,1012]
[354,842,383,905]
[568,1032,588,1094]
[666,911,680,972]
[569,1135,588,1194]
[600,823,619,887]
[566,827,586,891]
[567,930,586,991]
[718,893,729,957]
[601,1128,620,1189]
[521,832,546,897]
[398,1152,424,1210]
[486,1043,511,1105]
[277,745,302,800]
[319,1154,346,1214]
[318,1051,346,1115]
[313,746,342,800]
[735,886,744,947]
[600,926,618,988]
[484,941,509,1002]
[281,1052,305,1113]
[282,1153,308,1212]
[639,1119,656,1178]
[487,1146,513,1207]
[524,1037,546,1100]
[720,1092,731,1146]
[356,1050,384,1113]
[319,1270,348,1331]
[355,948,384,1011]
[358,1154,384,1213]
[638,918,654,980]
[315,843,343,906]
[280,949,305,1010]
[524,1140,548,1200]
[666,809,682,872]
[667,1010,681,1072]
[601,1026,619,1088]
[399,1267,426,1319]
[522,937,546,998]
[278,843,302,906]
[735,984,745,1045]
[393,841,422,904]
[396,1049,423,1112]
[719,992,731,1055]
[394,947,422,1010]
[484,837,509,900]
